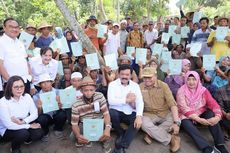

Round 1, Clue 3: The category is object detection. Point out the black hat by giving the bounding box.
[87,15,98,24]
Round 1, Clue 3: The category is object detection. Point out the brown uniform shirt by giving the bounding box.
[140,80,176,118]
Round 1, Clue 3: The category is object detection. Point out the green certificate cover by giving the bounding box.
[40,91,59,113]
[83,118,104,141]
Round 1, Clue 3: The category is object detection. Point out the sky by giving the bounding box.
[167,0,180,15]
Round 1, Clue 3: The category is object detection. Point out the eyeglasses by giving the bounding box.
[7,25,20,30]
[13,85,25,90]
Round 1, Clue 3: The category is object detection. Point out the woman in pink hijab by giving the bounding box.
[177,71,228,153]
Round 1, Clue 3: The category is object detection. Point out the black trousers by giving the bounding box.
[36,110,67,135]
[181,110,225,151]
[221,119,230,132]
[109,109,139,149]
[3,128,43,150]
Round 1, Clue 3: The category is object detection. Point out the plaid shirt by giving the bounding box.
[216,84,230,113]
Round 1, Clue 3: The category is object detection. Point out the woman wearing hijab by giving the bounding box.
[54,27,64,39]
[165,59,191,98]
[65,30,77,57]
[177,71,228,153]
[202,56,230,89]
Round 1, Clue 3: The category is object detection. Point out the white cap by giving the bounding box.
[186,44,191,49]
[37,73,53,85]
[120,20,127,24]
[113,23,120,28]
[71,72,83,80]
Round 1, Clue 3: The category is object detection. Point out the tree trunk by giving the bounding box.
[116,0,120,22]
[54,0,105,66]
[98,0,108,21]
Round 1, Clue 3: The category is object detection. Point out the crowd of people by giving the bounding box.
[0,7,229,153]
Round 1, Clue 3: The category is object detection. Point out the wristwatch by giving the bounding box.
[105,123,112,129]
[173,120,181,127]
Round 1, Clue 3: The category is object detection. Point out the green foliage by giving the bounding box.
[0,0,228,29]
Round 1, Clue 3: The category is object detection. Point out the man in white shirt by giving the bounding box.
[108,64,144,153]
[0,18,31,93]
[104,23,122,59]
[144,21,158,48]
[119,20,128,53]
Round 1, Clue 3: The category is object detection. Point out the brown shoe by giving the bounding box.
[144,134,152,145]
[170,134,180,152]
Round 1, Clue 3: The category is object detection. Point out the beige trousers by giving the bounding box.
[141,113,173,145]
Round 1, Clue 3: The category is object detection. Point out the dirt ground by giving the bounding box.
[0,124,230,153]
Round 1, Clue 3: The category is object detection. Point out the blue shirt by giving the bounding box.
[36,35,54,48]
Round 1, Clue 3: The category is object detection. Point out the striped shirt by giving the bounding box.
[71,92,109,125]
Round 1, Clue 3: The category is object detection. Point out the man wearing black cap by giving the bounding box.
[85,15,107,52]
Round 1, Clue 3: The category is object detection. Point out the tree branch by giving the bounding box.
[54,0,105,66]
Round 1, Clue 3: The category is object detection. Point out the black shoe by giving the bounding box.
[12,149,22,153]
[215,145,229,153]
[203,146,214,153]
[113,147,126,153]
[115,134,124,148]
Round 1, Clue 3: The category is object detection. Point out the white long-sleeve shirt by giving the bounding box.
[0,94,38,136]
[108,79,144,116]
[29,56,58,86]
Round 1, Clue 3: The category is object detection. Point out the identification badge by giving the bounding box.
[94,101,100,112]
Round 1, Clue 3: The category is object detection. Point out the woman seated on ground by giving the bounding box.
[177,71,229,153]
[0,76,43,153]
[165,59,191,98]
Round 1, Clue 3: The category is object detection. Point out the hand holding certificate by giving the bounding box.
[190,43,202,57]
[168,25,177,36]
[85,53,100,70]
[181,26,190,38]
[176,0,187,7]
[135,48,147,65]
[19,31,34,49]
[160,51,171,73]
[216,26,229,41]
[83,119,104,141]
[169,59,182,75]
[126,46,136,59]
[59,87,76,109]
[40,91,59,113]
[172,34,181,45]
[161,33,170,44]
[104,53,118,70]
[193,12,203,24]
[203,55,216,71]
[71,41,83,56]
[151,43,163,57]
[57,61,64,75]
[97,24,107,38]
[50,37,70,54]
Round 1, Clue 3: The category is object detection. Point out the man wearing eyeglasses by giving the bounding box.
[0,18,32,94]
